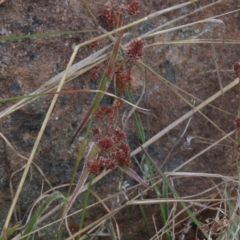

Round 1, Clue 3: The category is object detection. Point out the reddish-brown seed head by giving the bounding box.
[113,128,127,142]
[236,145,240,152]
[126,1,139,15]
[97,137,114,151]
[92,126,101,135]
[234,62,240,78]
[126,39,144,62]
[102,4,121,26]
[234,117,240,131]
[86,159,102,175]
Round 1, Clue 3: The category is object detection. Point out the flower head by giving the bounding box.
[92,126,101,135]
[113,128,126,142]
[95,106,115,120]
[125,1,139,15]
[112,98,123,108]
[234,62,240,78]
[102,4,121,27]
[100,156,118,170]
[97,137,114,151]
[234,117,240,131]
[111,142,131,167]
[89,65,102,79]
[115,66,132,90]
[86,159,102,175]
[236,145,240,153]
[126,39,144,62]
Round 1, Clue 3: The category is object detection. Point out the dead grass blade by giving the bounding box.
[49,89,150,112]
[0,44,112,119]
[131,78,239,157]
[172,130,235,172]
[145,39,240,48]
[65,207,124,240]
[58,142,99,228]
[139,145,209,238]
[143,18,225,40]
[140,0,221,39]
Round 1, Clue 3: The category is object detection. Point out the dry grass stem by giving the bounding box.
[1,0,240,239]
[131,78,239,157]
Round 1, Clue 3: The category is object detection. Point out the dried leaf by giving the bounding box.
[119,166,149,189]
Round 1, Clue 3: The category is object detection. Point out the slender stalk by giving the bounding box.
[139,145,209,239]
[78,175,94,235]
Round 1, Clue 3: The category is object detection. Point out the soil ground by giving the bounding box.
[0,0,240,239]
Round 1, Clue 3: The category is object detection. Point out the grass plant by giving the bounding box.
[0,0,240,239]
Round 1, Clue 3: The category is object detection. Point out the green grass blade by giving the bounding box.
[0,224,20,240]
[0,30,95,42]
[162,182,172,240]
[125,87,154,175]
[67,71,110,196]
[162,181,169,222]
[0,93,47,103]
[139,145,209,239]
[68,30,124,196]
[125,87,145,142]
[125,87,170,237]
[139,205,150,235]
[79,175,94,232]
[70,71,109,144]
[21,192,66,240]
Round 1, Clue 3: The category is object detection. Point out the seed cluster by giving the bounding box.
[95,106,115,121]
[86,128,131,175]
[85,1,143,176]
[115,65,133,90]
[126,39,144,62]
[101,1,139,27]
[121,1,139,15]
[233,62,240,78]
[89,1,143,86]
[89,65,102,79]
[101,4,121,27]
[234,117,240,131]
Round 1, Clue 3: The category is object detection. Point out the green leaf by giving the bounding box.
[139,145,209,239]
[0,30,95,42]
[21,191,66,240]
[0,93,46,103]
[0,224,20,240]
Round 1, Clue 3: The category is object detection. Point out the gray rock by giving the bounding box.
[138,21,155,35]
[9,80,21,93]
[158,60,176,83]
